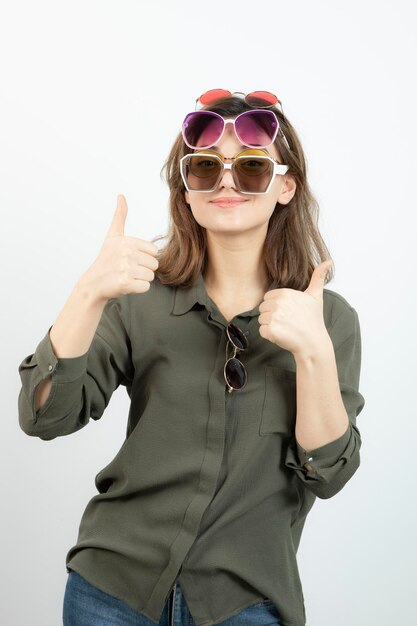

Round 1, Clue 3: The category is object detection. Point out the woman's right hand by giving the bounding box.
[79,194,159,303]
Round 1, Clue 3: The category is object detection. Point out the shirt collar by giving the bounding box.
[172,269,279,318]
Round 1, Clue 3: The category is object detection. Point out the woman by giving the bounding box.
[18,89,365,626]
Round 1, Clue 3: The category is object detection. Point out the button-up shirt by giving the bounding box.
[17,270,365,626]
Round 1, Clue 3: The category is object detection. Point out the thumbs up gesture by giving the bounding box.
[80,195,159,303]
[258,260,334,358]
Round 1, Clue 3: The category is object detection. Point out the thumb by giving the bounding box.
[105,194,128,238]
[305,259,333,297]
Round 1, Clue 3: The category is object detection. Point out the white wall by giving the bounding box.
[2,0,416,624]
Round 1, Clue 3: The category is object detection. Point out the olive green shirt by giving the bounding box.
[17,270,365,626]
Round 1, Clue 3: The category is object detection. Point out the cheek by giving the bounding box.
[261,181,283,211]
[187,197,212,222]
[256,201,277,221]
[253,188,280,214]
[270,177,283,197]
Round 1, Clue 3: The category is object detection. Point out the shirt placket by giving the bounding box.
[144,309,232,618]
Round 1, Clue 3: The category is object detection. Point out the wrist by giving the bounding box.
[75,274,108,308]
[293,333,334,365]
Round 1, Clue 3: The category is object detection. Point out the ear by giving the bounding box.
[185,190,190,205]
[278,174,297,205]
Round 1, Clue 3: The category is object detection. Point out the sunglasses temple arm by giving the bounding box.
[225,342,240,361]
[279,129,291,151]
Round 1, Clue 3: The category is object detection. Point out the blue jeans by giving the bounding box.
[63,570,283,625]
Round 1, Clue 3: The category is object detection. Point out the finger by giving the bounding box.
[132,249,159,270]
[130,264,156,282]
[258,300,274,313]
[105,194,128,239]
[124,236,159,257]
[305,260,333,296]
[262,288,282,299]
[258,311,272,325]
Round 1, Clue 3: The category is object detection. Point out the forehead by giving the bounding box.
[207,142,248,152]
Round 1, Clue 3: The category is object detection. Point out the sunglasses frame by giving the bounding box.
[180,149,290,195]
[195,89,284,116]
[224,324,249,394]
[182,109,291,152]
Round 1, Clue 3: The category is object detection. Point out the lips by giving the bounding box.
[211,198,247,206]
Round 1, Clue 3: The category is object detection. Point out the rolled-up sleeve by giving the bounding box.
[285,306,365,499]
[17,296,133,441]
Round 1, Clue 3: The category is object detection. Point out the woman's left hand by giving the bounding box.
[258,260,334,358]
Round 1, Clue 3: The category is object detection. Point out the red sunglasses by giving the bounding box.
[195,89,285,116]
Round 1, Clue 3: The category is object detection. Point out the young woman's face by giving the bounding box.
[184,119,296,235]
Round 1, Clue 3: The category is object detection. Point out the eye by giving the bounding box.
[239,159,266,170]
[237,158,270,176]
[244,159,264,167]
[196,159,217,168]
[189,156,221,178]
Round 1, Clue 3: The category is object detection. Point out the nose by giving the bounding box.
[218,165,236,189]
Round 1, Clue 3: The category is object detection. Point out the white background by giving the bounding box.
[2,1,416,624]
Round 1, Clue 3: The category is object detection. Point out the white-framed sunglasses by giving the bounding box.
[180,148,289,195]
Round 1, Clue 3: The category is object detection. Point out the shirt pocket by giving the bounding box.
[259,366,297,435]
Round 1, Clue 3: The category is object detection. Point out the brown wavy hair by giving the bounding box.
[152,95,334,290]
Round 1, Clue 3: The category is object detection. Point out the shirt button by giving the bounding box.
[48,364,53,371]
[308,456,313,461]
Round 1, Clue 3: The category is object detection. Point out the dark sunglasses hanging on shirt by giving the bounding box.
[224,323,248,393]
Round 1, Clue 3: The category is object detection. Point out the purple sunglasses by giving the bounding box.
[181,109,291,151]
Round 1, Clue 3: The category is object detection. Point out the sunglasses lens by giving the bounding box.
[246,91,278,107]
[235,110,278,147]
[235,157,273,193]
[228,323,248,350]
[225,358,247,390]
[182,112,224,149]
[199,89,232,105]
[183,154,222,191]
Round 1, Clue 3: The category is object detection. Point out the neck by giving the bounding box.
[203,231,270,297]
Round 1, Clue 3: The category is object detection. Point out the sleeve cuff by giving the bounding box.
[285,421,361,496]
[35,325,89,383]
[295,422,352,470]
